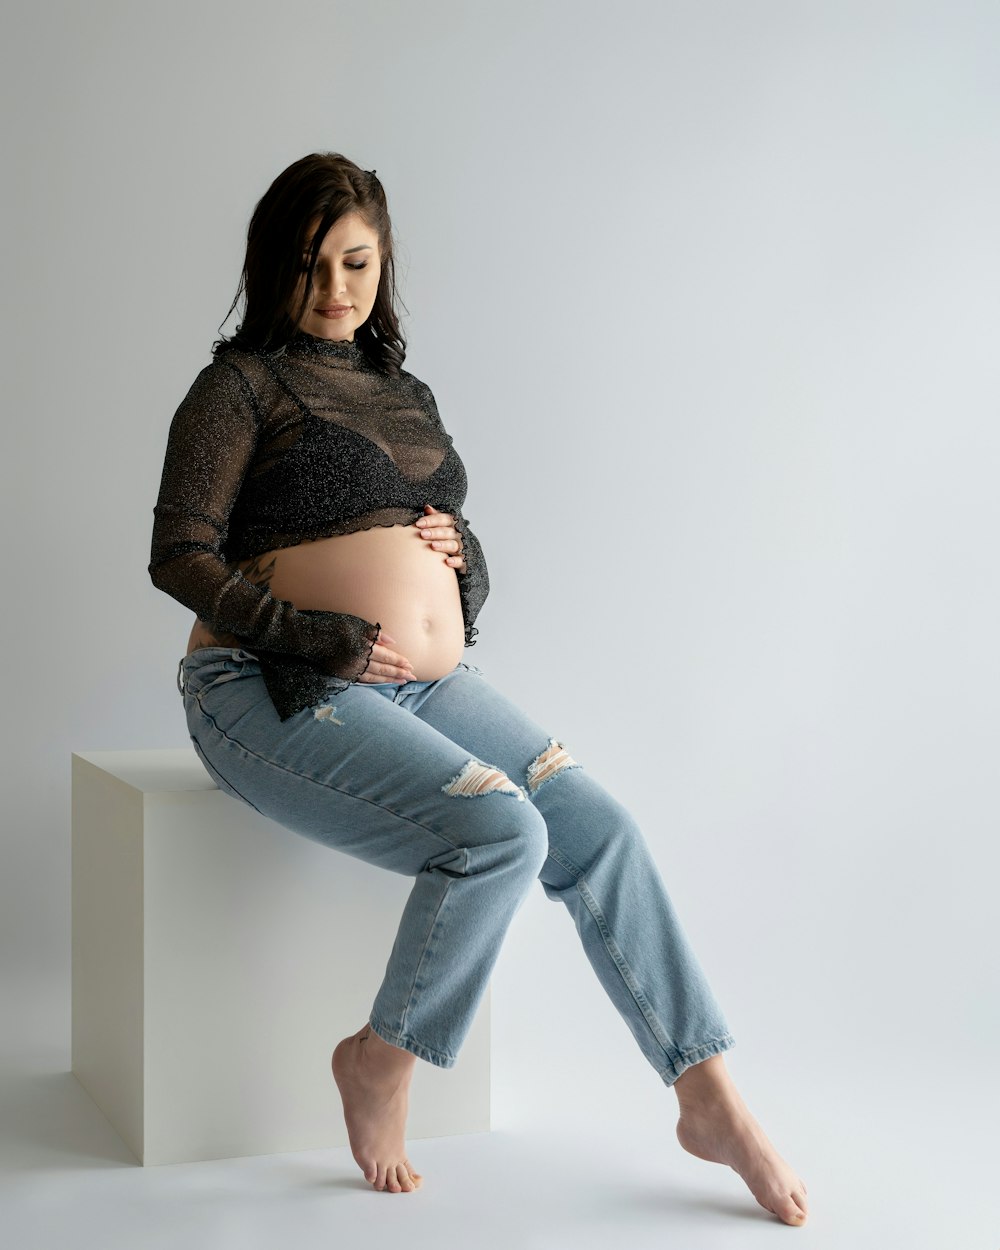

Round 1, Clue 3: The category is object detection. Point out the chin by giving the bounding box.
[311,319,354,337]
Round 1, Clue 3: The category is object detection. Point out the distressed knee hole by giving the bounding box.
[527,738,580,793]
[443,759,525,800]
[313,705,344,724]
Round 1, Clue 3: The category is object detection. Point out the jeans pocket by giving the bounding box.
[192,668,243,705]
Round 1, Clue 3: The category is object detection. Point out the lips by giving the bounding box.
[317,305,351,312]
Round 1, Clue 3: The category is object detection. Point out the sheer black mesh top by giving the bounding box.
[149,329,489,721]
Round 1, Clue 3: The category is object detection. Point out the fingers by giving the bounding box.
[360,642,414,684]
[416,524,459,544]
[415,517,464,564]
[415,512,458,541]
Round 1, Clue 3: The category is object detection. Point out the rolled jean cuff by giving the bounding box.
[368,1013,459,1070]
[659,1033,737,1087]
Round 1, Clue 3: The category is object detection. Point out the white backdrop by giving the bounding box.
[2,2,998,1243]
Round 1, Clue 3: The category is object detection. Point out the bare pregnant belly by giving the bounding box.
[184,522,467,680]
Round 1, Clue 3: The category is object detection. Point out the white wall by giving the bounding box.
[3,0,998,1121]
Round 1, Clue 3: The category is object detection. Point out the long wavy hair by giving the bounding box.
[212,152,408,376]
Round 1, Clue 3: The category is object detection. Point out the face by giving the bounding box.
[293,211,382,342]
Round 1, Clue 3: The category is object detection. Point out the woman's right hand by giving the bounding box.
[358,628,416,684]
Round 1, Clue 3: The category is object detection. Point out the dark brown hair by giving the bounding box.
[212,152,408,376]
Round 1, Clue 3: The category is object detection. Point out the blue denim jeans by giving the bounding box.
[178,647,735,1081]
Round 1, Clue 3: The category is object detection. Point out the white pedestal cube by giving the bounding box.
[71,748,491,1166]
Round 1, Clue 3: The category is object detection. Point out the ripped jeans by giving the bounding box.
[178,647,735,1080]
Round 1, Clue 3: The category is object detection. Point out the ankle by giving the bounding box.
[674,1055,739,1111]
[358,1023,416,1068]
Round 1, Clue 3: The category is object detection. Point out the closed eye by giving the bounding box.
[301,262,369,272]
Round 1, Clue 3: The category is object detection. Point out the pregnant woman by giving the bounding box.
[150,151,808,1224]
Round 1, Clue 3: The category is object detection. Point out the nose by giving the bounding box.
[314,263,349,298]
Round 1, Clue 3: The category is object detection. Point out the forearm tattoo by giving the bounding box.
[190,619,243,649]
[240,553,278,589]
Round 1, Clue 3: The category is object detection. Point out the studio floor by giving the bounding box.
[1,975,995,1250]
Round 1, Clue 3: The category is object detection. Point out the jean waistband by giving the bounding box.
[177,647,259,696]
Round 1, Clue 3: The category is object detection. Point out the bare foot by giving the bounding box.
[331,1023,423,1192]
[673,1057,808,1226]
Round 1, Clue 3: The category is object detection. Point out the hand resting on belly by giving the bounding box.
[185,520,467,683]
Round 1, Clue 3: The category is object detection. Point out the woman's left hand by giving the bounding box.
[415,504,467,573]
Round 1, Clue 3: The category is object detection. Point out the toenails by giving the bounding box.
[368,1161,420,1192]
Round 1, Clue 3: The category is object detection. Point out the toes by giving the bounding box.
[776,1196,808,1224]
[362,1159,377,1184]
[371,1162,418,1193]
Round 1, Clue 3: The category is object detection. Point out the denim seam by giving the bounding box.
[192,702,465,855]
[545,844,585,881]
[574,877,679,1060]
[544,845,681,1061]
[397,852,467,1043]
[677,1033,735,1062]
[186,727,266,815]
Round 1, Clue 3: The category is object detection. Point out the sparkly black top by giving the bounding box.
[149,330,489,720]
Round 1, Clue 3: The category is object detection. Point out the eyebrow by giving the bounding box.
[302,244,373,256]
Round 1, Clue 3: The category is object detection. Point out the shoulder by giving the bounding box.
[395,368,446,428]
[175,352,263,424]
[209,345,266,385]
[395,366,437,405]
[212,348,280,400]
